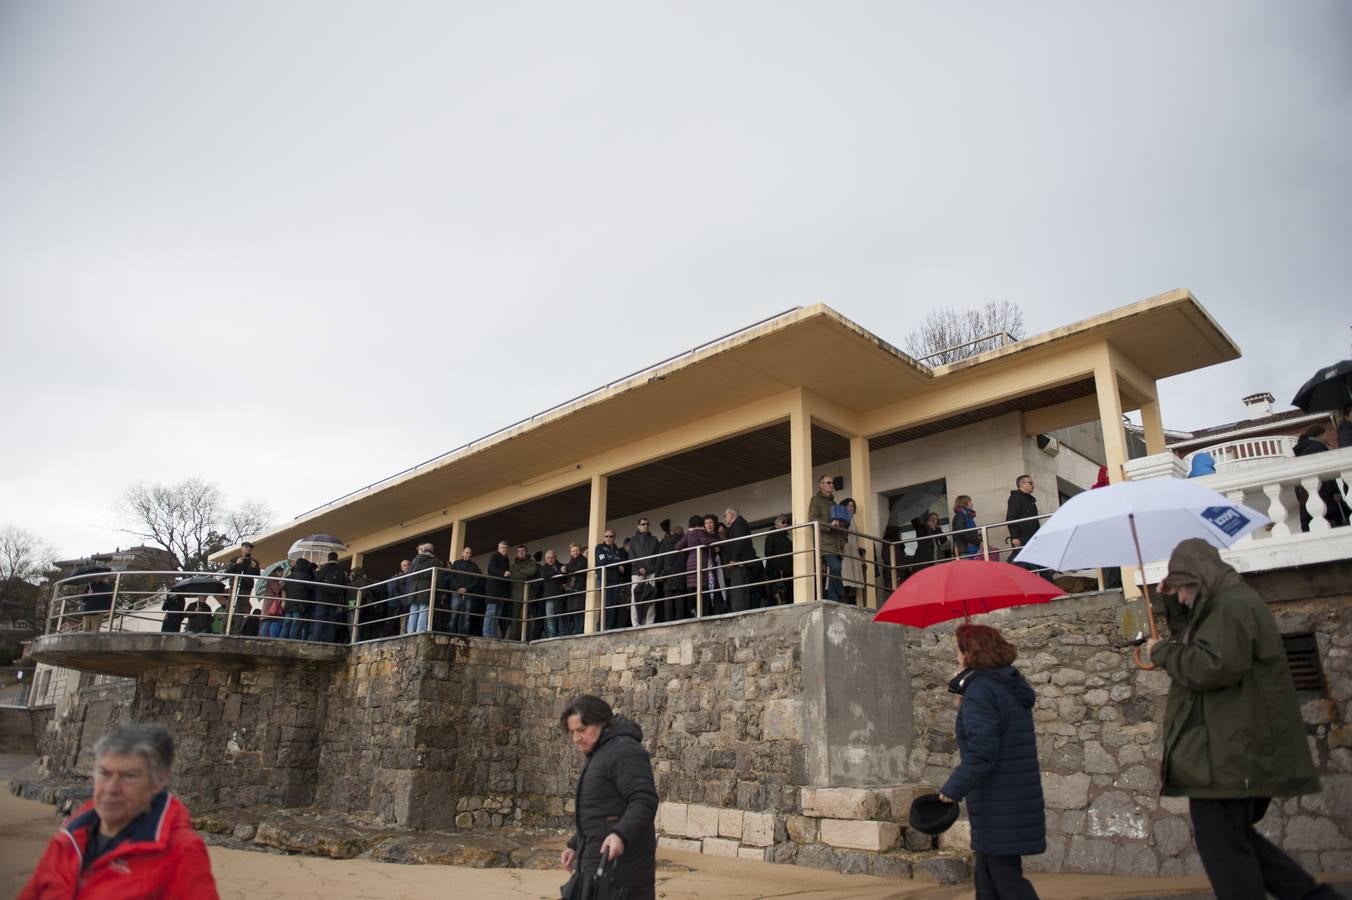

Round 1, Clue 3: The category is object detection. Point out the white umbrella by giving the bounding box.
[287,534,347,564]
[1016,478,1269,571]
[1015,478,1268,670]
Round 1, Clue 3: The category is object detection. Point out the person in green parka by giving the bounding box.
[1144,539,1340,900]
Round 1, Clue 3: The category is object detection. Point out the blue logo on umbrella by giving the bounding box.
[1201,506,1250,538]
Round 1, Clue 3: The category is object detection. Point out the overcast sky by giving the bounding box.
[2,1,1349,560]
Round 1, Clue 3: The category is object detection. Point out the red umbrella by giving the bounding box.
[874,560,1065,628]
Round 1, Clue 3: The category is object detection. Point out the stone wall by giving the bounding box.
[17,582,1350,879]
[903,589,1352,878]
[130,663,331,808]
[315,635,527,830]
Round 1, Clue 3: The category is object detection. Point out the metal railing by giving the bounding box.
[40,510,1096,653]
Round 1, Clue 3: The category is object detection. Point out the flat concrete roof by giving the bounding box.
[225,291,1238,563]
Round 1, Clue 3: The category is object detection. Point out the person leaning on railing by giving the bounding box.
[762,514,793,606]
[808,475,847,601]
[951,496,983,559]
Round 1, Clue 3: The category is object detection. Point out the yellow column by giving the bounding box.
[849,435,877,609]
[1095,354,1139,597]
[789,393,815,604]
[450,519,466,559]
[584,473,608,633]
[349,551,364,570]
[1139,396,1166,455]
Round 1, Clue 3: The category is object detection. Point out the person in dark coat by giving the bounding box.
[312,552,348,643]
[594,531,628,632]
[482,541,513,639]
[672,516,714,616]
[1143,540,1337,900]
[1006,475,1053,581]
[761,514,793,606]
[448,547,483,636]
[939,623,1045,900]
[537,549,567,638]
[223,543,261,634]
[1292,424,1350,530]
[656,524,686,621]
[184,597,215,634]
[160,592,187,633]
[559,695,658,900]
[281,557,316,640]
[721,508,756,613]
[910,512,949,569]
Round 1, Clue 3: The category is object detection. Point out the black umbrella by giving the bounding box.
[169,575,227,595]
[71,564,112,578]
[1291,359,1352,414]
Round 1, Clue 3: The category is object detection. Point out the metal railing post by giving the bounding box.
[351,586,362,644]
[427,573,436,635]
[46,584,58,634]
[521,581,530,642]
[109,573,121,633]
[981,525,991,561]
[225,575,239,636]
[812,520,822,601]
[695,546,703,618]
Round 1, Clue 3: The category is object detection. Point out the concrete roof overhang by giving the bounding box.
[226,289,1238,562]
[29,632,348,677]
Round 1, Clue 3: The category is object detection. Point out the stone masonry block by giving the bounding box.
[819,818,901,852]
[742,811,775,847]
[702,837,741,857]
[658,836,703,854]
[718,808,744,839]
[801,787,878,820]
[737,846,767,861]
[938,819,971,851]
[686,804,720,839]
[786,814,818,844]
[655,801,688,836]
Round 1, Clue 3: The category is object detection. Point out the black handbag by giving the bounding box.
[561,851,628,900]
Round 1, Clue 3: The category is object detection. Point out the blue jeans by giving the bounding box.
[406,601,429,633]
[281,610,305,640]
[482,601,501,639]
[822,554,844,601]
[543,599,559,638]
[448,593,470,635]
[263,619,283,638]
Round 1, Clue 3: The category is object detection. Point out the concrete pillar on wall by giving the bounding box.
[1094,357,1140,598]
[848,435,877,609]
[1139,396,1167,456]
[789,395,815,604]
[585,474,608,633]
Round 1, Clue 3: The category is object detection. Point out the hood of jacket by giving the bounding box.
[291,558,316,576]
[593,715,644,754]
[950,665,1035,709]
[1293,435,1329,456]
[1163,538,1243,606]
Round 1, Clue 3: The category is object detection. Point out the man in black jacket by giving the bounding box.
[627,518,660,627]
[483,541,512,639]
[407,543,444,634]
[312,552,348,643]
[594,531,627,632]
[763,514,793,606]
[721,508,756,613]
[224,543,261,635]
[281,557,316,640]
[448,547,482,636]
[559,695,658,900]
[1006,475,1053,580]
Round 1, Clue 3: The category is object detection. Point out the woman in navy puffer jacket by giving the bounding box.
[939,623,1046,899]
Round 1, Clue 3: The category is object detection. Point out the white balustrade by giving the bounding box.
[1128,449,1352,581]
[1182,435,1297,473]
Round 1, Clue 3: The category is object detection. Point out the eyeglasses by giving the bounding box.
[604,533,615,539]
[638,522,649,527]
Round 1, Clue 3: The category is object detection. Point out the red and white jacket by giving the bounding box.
[20,791,219,899]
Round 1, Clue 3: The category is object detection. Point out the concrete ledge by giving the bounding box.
[28,632,349,676]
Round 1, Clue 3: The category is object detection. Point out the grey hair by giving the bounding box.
[724,507,739,518]
[416,542,434,554]
[93,722,174,779]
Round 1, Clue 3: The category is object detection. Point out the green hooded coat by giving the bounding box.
[1151,539,1321,799]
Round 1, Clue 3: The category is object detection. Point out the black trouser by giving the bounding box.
[1190,798,1344,900]
[973,853,1039,900]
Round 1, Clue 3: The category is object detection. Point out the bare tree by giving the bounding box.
[0,525,57,623]
[119,479,273,571]
[903,299,1026,366]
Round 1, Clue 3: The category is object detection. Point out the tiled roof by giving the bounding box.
[1176,408,1315,443]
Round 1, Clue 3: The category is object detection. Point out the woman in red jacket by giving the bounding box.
[20,722,219,899]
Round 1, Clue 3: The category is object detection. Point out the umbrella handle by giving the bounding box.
[1128,513,1159,671]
